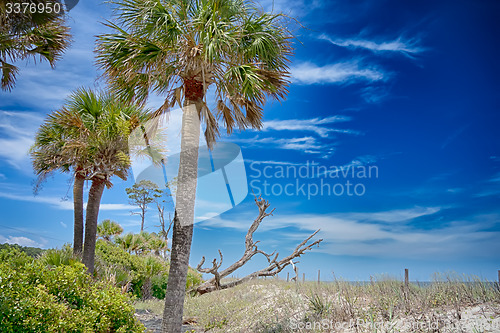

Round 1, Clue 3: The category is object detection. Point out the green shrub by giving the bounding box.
[38,243,80,267]
[0,242,44,258]
[95,240,203,299]
[0,249,145,332]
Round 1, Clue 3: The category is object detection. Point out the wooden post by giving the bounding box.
[287,272,289,282]
[303,273,305,283]
[318,269,320,285]
[404,268,409,289]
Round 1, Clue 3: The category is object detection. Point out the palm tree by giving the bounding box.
[115,232,135,253]
[96,1,292,331]
[31,102,89,255]
[32,88,148,273]
[97,219,124,241]
[0,0,71,91]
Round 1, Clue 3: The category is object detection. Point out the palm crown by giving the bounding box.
[96,0,292,147]
[0,0,71,91]
[31,88,149,187]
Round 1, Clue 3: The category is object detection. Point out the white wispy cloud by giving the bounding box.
[291,61,386,85]
[0,235,45,248]
[200,208,500,259]
[0,191,135,211]
[231,135,328,154]
[0,111,44,170]
[259,0,322,16]
[60,221,68,228]
[262,115,359,138]
[319,34,425,57]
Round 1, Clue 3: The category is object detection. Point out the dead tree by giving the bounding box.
[196,195,323,294]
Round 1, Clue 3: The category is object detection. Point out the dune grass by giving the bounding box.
[135,274,500,332]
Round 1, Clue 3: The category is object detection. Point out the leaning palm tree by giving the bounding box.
[0,0,71,90]
[96,1,292,331]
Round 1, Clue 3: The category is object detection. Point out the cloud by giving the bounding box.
[291,61,386,85]
[337,207,441,223]
[319,34,425,57]
[60,221,67,228]
[0,235,45,248]
[441,126,468,149]
[360,85,391,104]
[0,191,135,211]
[262,115,360,138]
[258,0,322,16]
[231,135,330,154]
[0,111,44,170]
[200,207,500,259]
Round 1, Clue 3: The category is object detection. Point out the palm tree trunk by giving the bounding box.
[73,172,85,255]
[82,177,106,274]
[162,101,200,333]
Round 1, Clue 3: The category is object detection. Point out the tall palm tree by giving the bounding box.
[32,88,148,273]
[31,104,89,255]
[0,0,71,91]
[96,1,292,331]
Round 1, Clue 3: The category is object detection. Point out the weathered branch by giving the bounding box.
[196,195,323,294]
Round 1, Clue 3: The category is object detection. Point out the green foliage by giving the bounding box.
[115,230,167,255]
[0,242,44,258]
[38,243,80,267]
[0,248,145,332]
[95,239,202,299]
[126,180,163,207]
[97,219,124,241]
[0,0,71,91]
[150,267,202,299]
[307,293,332,318]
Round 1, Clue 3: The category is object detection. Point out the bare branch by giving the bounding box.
[196,196,322,294]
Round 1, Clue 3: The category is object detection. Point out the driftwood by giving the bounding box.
[196,195,323,294]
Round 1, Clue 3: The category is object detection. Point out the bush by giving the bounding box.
[95,240,203,299]
[0,248,145,332]
[0,242,44,258]
[38,243,80,267]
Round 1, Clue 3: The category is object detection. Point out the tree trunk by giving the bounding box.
[141,207,146,231]
[82,178,106,274]
[162,101,200,333]
[73,172,85,255]
[142,277,152,300]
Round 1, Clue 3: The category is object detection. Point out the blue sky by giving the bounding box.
[0,0,499,281]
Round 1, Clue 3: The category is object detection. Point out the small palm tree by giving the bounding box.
[147,232,168,257]
[115,232,135,253]
[97,219,124,241]
[0,0,71,90]
[96,1,292,330]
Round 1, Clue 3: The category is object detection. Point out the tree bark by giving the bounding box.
[141,210,145,232]
[73,172,85,255]
[162,101,200,333]
[82,177,106,274]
